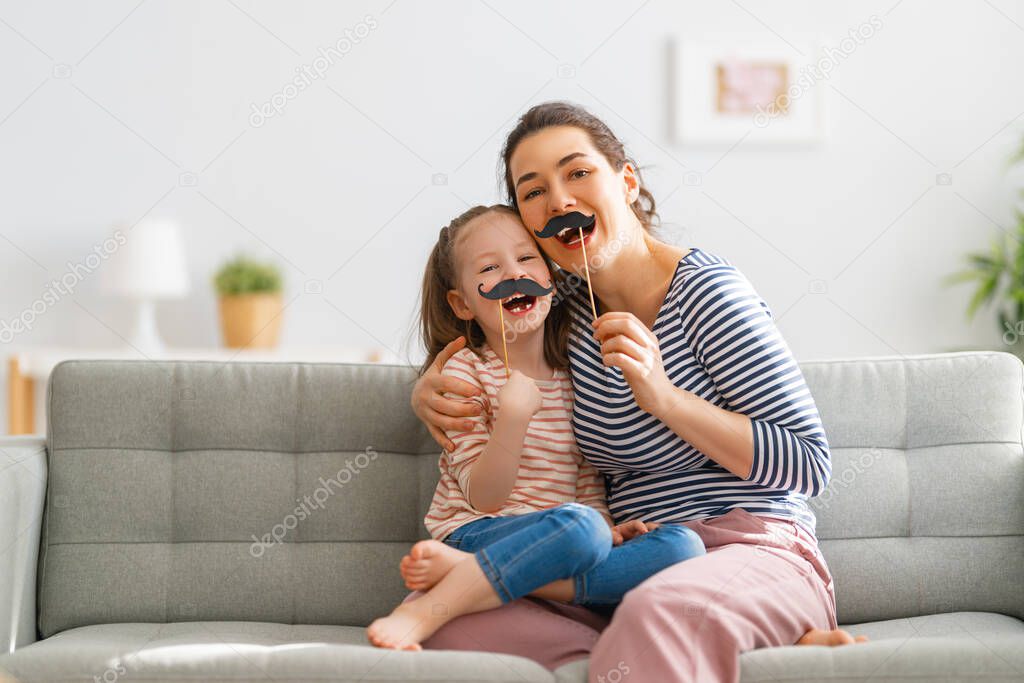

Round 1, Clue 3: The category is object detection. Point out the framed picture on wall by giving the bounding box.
[674,40,826,145]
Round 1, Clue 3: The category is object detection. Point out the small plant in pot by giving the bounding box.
[213,255,284,349]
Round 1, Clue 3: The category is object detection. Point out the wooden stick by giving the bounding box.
[497,301,511,371]
[578,226,598,322]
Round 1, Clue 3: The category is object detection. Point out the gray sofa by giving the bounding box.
[1,351,1023,682]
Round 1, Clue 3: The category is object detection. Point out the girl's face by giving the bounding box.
[508,125,641,274]
[447,211,554,342]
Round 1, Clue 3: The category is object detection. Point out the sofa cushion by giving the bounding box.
[738,611,1024,682]
[0,621,555,682]
[4,613,1022,683]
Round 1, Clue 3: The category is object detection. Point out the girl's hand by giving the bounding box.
[611,519,659,545]
[592,312,676,419]
[498,370,543,420]
[411,336,483,451]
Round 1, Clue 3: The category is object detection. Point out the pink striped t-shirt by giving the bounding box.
[424,342,611,541]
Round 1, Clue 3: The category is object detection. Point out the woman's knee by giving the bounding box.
[613,576,686,628]
[615,549,705,613]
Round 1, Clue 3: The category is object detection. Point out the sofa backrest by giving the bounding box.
[39,352,1024,637]
[39,360,437,638]
[802,351,1024,623]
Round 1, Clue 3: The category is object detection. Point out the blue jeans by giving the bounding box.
[443,502,706,606]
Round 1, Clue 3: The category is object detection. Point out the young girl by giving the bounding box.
[367,204,706,651]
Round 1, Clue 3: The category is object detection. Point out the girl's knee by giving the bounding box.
[552,503,612,566]
[626,525,705,579]
[555,503,609,537]
[655,524,706,563]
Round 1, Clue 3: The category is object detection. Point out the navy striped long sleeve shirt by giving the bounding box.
[565,247,832,535]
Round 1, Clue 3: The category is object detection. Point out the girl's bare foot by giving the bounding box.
[399,540,471,591]
[369,554,501,650]
[366,599,432,651]
[797,627,869,646]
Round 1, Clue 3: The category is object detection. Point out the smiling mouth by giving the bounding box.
[501,294,536,314]
[555,215,596,246]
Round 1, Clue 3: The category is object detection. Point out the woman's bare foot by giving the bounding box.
[797,627,869,646]
[399,540,471,591]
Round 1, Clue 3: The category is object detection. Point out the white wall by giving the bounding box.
[2,0,1023,432]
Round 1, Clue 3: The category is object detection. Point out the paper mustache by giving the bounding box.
[532,212,598,322]
[477,277,554,300]
[477,277,554,373]
[533,211,595,239]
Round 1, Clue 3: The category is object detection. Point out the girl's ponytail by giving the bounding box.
[419,206,509,376]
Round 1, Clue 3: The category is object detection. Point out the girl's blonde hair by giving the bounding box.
[419,204,570,376]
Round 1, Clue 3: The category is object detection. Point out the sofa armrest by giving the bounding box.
[0,436,47,653]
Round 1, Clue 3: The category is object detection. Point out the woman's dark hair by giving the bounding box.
[499,101,660,232]
[418,204,571,376]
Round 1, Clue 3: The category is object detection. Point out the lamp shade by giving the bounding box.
[103,218,189,299]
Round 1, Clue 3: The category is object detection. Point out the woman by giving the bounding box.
[411,101,863,683]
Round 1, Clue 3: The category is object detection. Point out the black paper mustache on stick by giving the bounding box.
[534,211,595,239]
[477,277,554,300]
[478,277,554,372]
[533,211,599,322]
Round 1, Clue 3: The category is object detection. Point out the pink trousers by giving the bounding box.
[417,507,838,683]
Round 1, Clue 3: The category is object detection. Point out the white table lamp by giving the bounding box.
[102,218,189,355]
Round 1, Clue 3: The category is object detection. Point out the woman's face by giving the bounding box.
[508,125,640,273]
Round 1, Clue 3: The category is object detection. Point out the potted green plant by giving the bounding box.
[213,255,283,349]
[944,133,1024,355]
